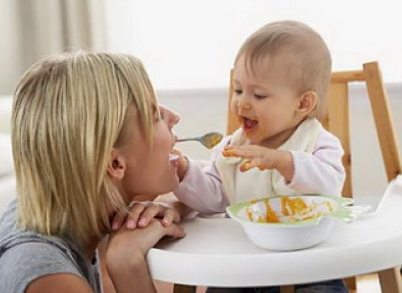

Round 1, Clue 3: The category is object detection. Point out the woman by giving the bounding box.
[0,52,185,293]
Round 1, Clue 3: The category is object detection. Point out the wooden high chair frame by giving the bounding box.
[225,61,402,293]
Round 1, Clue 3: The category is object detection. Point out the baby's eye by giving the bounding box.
[233,89,243,95]
[254,94,267,99]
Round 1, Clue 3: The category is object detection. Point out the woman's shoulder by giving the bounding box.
[0,234,83,290]
[0,220,99,293]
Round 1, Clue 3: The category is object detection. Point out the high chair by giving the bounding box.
[169,61,401,293]
[225,61,402,293]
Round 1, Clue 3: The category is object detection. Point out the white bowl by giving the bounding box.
[226,195,354,251]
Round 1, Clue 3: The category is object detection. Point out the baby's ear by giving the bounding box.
[107,149,126,180]
[296,91,317,117]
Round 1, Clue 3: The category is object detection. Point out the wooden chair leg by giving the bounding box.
[378,267,402,293]
[280,285,295,293]
[173,284,197,293]
[344,276,357,290]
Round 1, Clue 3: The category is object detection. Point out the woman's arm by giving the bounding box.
[26,274,94,293]
[106,219,185,293]
[99,237,116,293]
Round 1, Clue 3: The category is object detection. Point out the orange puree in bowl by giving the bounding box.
[265,200,280,222]
[246,197,334,223]
[281,197,308,216]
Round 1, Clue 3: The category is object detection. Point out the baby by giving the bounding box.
[174,20,348,293]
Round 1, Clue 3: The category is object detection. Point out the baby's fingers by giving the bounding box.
[240,158,270,172]
[223,146,258,159]
[240,160,257,172]
[223,148,246,159]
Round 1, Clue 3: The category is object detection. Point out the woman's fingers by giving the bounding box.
[127,201,159,228]
[111,212,126,231]
[110,200,182,231]
[137,219,185,242]
[137,202,181,228]
[163,221,186,238]
[110,201,151,230]
[160,204,181,226]
[109,219,185,255]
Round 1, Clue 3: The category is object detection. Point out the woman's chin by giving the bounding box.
[157,178,180,196]
[169,177,180,191]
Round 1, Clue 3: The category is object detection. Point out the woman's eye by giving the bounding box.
[154,110,164,122]
[233,89,242,95]
[159,110,165,120]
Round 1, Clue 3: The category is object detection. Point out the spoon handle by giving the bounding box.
[177,137,200,142]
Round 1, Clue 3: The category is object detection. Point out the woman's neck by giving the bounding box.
[85,234,105,259]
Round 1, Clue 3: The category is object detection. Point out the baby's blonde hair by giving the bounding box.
[12,52,157,247]
[235,20,332,120]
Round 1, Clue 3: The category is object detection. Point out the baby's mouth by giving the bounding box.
[242,117,258,131]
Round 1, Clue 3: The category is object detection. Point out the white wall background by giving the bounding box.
[105,0,402,91]
[0,1,24,95]
[104,1,402,208]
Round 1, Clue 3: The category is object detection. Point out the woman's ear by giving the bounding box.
[107,149,126,180]
[296,91,318,117]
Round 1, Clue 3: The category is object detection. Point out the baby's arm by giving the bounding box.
[287,130,345,196]
[222,129,345,196]
[172,136,231,214]
[173,159,230,214]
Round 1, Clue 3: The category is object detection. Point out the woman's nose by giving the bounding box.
[168,108,180,126]
[172,111,180,125]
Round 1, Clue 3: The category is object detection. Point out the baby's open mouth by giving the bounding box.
[242,117,258,130]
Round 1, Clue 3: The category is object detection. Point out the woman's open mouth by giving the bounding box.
[169,153,180,162]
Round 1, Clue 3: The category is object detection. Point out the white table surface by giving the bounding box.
[148,175,402,288]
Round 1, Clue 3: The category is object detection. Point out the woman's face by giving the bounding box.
[116,105,180,202]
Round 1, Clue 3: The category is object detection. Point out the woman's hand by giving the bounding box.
[103,199,185,293]
[111,200,181,231]
[106,219,185,293]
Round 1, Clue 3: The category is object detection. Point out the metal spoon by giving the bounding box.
[177,132,223,149]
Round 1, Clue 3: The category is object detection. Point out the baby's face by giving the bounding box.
[231,55,304,149]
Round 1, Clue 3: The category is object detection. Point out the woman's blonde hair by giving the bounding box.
[12,52,157,247]
[235,20,332,120]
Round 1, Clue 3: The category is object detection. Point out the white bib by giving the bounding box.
[215,118,321,204]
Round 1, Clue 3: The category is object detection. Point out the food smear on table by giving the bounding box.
[245,196,335,223]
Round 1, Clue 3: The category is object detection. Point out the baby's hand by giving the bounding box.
[223,145,282,172]
[172,148,189,181]
[111,201,181,231]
